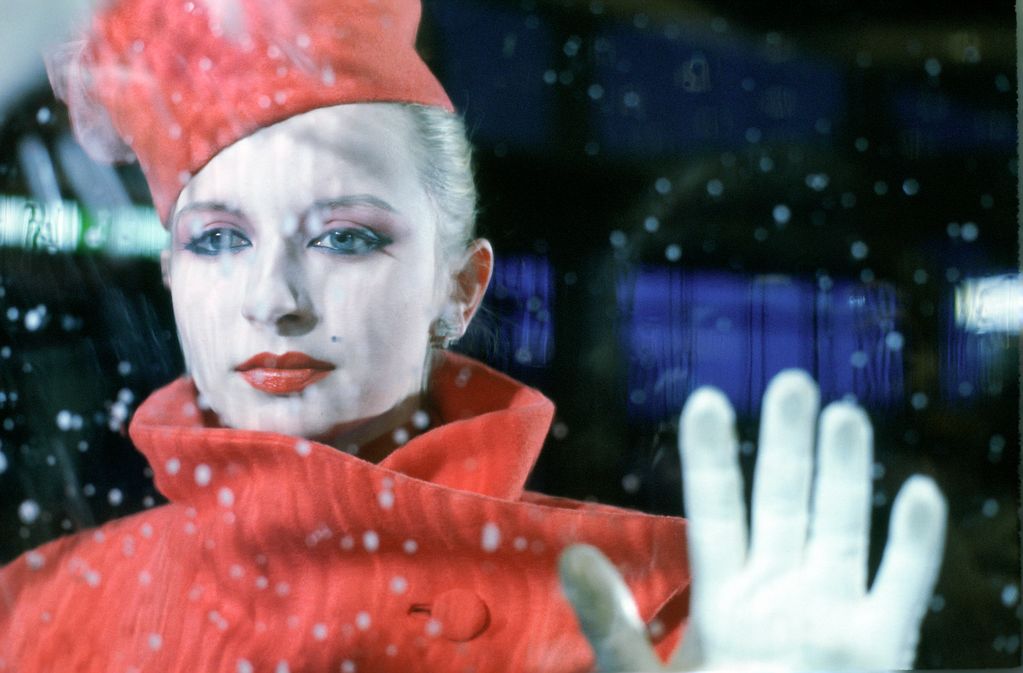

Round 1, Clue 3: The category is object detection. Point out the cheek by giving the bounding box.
[169,259,246,368]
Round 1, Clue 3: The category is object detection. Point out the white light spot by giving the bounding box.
[355,612,371,630]
[237,660,253,673]
[902,178,920,196]
[643,216,659,232]
[194,464,212,486]
[391,428,409,445]
[218,487,235,507]
[850,351,869,368]
[924,57,942,77]
[1001,584,1019,607]
[389,576,408,594]
[107,488,123,506]
[148,633,162,650]
[275,662,291,673]
[481,522,501,552]
[56,410,73,431]
[340,661,356,673]
[706,179,724,197]
[165,458,181,475]
[18,500,40,524]
[377,490,394,510]
[654,177,671,194]
[411,410,430,429]
[0,450,6,475]
[363,530,379,552]
[403,539,418,554]
[850,241,869,260]
[514,536,528,551]
[621,473,641,493]
[911,392,929,410]
[772,204,791,225]
[664,244,682,262]
[961,222,978,242]
[884,331,904,351]
[425,618,442,637]
[26,551,45,569]
[982,498,999,517]
[294,440,311,457]
[609,230,627,248]
[312,623,328,641]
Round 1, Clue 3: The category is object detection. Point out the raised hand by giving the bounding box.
[560,370,947,672]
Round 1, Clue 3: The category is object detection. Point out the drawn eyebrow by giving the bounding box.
[311,195,398,214]
[173,201,245,222]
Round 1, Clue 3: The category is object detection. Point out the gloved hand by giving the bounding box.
[560,370,947,672]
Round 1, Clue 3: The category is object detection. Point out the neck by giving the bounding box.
[312,392,429,464]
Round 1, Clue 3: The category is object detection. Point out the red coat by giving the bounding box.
[0,354,689,672]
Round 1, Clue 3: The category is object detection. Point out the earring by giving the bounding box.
[429,318,458,349]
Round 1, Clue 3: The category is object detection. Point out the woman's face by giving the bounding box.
[166,104,448,439]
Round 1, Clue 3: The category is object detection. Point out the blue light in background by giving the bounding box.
[618,266,904,421]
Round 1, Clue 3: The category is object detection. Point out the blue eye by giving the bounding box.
[184,228,251,256]
[309,228,391,255]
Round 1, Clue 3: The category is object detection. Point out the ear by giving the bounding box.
[160,248,171,289]
[447,238,494,337]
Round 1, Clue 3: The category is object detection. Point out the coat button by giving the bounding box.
[431,588,490,642]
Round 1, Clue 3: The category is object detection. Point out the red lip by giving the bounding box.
[235,351,335,395]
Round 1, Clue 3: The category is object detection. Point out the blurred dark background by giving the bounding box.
[0,0,1019,668]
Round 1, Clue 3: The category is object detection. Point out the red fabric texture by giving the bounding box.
[74,0,453,221]
[0,354,689,672]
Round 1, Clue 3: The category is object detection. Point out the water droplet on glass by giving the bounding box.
[664,244,682,262]
[609,230,627,248]
[805,173,830,191]
[772,204,791,225]
[363,530,380,552]
[706,179,724,197]
[18,500,40,524]
[108,488,123,506]
[884,331,904,351]
[389,576,408,594]
[411,410,430,429]
[961,222,978,242]
[481,522,501,552]
[194,463,212,486]
[850,241,869,260]
[56,410,73,431]
[621,473,641,493]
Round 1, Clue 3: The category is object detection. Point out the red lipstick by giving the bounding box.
[235,352,335,395]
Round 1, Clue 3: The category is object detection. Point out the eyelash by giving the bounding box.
[183,228,251,256]
[183,226,391,257]
[308,227,392,256]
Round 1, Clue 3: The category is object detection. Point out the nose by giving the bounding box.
[241,240,317,336]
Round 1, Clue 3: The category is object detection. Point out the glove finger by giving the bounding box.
[805,401,873,598]
[559,544,663,672]
[749,370,818,572]
[679,387,747,612]
[868,475,947,668]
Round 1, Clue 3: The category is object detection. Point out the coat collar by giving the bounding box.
[129,353,555,503]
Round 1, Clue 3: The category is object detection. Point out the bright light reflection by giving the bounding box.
[955,274,1023,333]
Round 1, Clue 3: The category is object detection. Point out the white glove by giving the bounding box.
[560,370,947,672]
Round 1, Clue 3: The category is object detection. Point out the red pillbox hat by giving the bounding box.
[47,0,454,223]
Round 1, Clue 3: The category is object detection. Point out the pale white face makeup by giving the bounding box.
[165,104,458,443]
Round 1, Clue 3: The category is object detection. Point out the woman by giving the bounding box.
[0,0,945,671]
